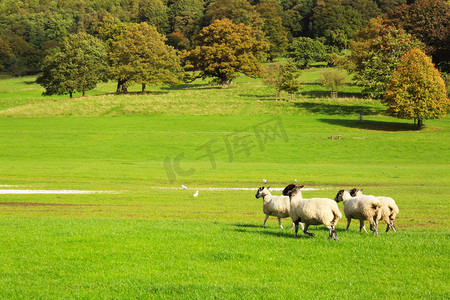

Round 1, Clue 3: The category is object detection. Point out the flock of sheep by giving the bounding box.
[255,184,399,241]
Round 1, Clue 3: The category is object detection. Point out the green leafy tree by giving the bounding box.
[37,33,108,98]
[256,0,288,61]
[137,0,170,34]
[311,0,363,49]
[202,0,259,28]
[277,63,302,100]
[264,62,302,99]
[376,0,406,13]
[385,0,450,72]
[0,37,14,70]
[109,22,182,93]
[287,37,326,69]
[167,0,204,38]
[182,18,268,88]
[318,69,347,98]
[349,26,422,98]
[384,48,449,129]
[97,15,128,46]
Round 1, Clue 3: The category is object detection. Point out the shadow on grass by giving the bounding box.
[162,83,223,90]
[238,94,279,101]
[295,102,384,116]
[232,223,336,239]
[300,91,362,98]
[319,118,418,131]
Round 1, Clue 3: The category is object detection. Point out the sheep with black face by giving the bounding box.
[255,186,294,229]
[283,184,341,241]
[334,189,381,236]
[349,188,399,233]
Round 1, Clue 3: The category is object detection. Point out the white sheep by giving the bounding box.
[283,184,341,241]
[349,188,399,233]
[334,189,381,236]
[255,186,295,229]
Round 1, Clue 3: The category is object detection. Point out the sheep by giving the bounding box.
[334,189,381,236]
[283,184,341,241]
[255,186,295,229]
[349,188,399,233]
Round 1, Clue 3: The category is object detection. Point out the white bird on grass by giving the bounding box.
[294,179,297,183]
[193,190,199,197]
[182,185,188,189]
[263,179,267,183]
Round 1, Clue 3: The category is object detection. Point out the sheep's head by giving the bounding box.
[349,188,363,197]
[335,190,345,202]
[284,184,304,197]
[282,184,297,196]
[255,186,269,199]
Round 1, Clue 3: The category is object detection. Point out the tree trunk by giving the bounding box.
[331,91,338,98]
[417,118,423,129]
[276,90,282,99]
[69,91,73,98]
[82,90,85,97]
[142,83,146,94]
[117,79,128,93]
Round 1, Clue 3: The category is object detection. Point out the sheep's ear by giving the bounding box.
[360,189,364,192]
[267,186,270,190]
[299,185,304,189]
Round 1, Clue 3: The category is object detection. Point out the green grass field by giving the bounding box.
[0,70,448,298]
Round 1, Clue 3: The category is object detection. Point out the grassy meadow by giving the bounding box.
[0,68,449,298]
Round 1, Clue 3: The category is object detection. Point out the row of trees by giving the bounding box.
[2,0,449,128]
[0,0,425,76]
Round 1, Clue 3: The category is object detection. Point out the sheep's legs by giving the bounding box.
[346,218,351,231]
[303,224,315,237]
[360,220,368,233]
[386,221,397,233]
[327,226,339,241]
[370,221,379,236]
[293,219,300,238]
[262,215,269,228]
[391,223,397,233]
[277,217,284,229]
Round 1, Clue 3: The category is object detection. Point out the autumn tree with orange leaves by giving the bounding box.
[384,48,449,129]
[181,18,268,88]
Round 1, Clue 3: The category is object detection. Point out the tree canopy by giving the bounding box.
[349,25,423,99]
[36,33,107,98]
[384,48,449,128]
[109,22,182,93]
[181,18,268,88]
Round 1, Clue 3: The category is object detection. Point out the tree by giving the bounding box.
[137,0,170,34]
[277,63,302,100]
[202,0,260,28]
[109,23,182,93]
[256,0,288,61]
[385,0,450,72]
[0,37,14,70]
[318,69,347,98]
[37,33,107,98]
[287,37,326,69]
[349,26,423,98]
[384,48,449,129]
[182,18,268,88]
[167,0,204,37]
[311,0,363,49]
